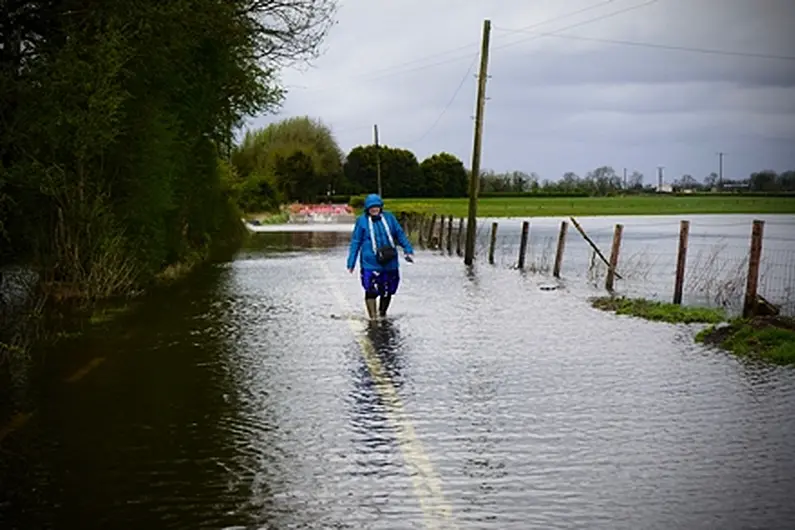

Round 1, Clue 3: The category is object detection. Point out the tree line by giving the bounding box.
[479,168,795,195]
[229,117,795,210]
[0,0,336,302]
[229,116,469,210]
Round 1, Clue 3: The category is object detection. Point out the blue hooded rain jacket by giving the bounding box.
[347,194,413,272]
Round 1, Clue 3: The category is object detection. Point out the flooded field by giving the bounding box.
[1,220,795,529]
[453,213,795,315]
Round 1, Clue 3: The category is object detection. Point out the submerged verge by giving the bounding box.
[590,296,726,324]
[696,316,795,366]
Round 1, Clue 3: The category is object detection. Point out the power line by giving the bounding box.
[489,0,659,54]
[407,55,479,146]
[400,1,659,146]
[493,25,795,61]
[279,1,660,146]
[321,1,659,138]
[290,0,628,91]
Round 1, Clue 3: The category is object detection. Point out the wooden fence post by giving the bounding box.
[743,219,764,318]
[456,218,464,256]
[418,214,425,248]
[518,220,530,269]
[673,220,690,305]
[426,214,436,249]
[553,220,568,278]
[446,215,453,255]
[439,215,447,253]
[605,224,623,292]
[488,222,498,264]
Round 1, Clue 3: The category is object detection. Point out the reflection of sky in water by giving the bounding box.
[1,220,794,529]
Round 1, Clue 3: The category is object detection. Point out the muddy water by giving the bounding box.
[1,230,794,529]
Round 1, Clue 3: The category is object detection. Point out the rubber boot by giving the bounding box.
[378,295,392,317]
[365,298,378,321]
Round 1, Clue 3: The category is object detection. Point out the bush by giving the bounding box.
[349,194,366,209]
[237,173,283,213]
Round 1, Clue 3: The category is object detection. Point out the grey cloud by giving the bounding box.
[490,45,795,88]
[243,0,795,180]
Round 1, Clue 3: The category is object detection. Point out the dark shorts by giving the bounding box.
[360,269,400,296]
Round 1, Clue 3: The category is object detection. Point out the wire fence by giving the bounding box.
[399,212,795,317]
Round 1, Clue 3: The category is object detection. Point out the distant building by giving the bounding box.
[656,184,673,193]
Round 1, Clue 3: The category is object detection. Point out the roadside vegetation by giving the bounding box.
[590,296,726,324]
[696,317,795,366]
[0,0,338,360]
[591,296,795,365]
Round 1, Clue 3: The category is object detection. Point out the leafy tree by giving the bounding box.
[0,0,338,299]
[674,174,700,190]
[232,116,343,204]
[628,171,644,190]
[749,170,778,192]
[704,172,719,188]
[342,144,422,197]
[777,171,795,191]
[419,152,467,197]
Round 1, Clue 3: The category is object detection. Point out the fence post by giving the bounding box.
[553,220,568,278]
[440,215,448,253]
[673,220,690,305]
[605,224,623,292]
[426,214,436,249]
[743,219,765,318]
[438,215,446,251]
[518,221,530,269]
[456,218,464,256]
[438,214,445,249]
[488,222,498,264]
[446,215,453,255]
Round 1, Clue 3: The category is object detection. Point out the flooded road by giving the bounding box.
[2,230,795,529]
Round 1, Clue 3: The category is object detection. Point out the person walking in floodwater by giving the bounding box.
[347,194,414,320]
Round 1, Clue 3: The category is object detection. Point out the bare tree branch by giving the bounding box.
[235,0,338,66]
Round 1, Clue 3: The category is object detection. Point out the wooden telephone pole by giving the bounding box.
[374,124,382,197]
[464,19,492,266]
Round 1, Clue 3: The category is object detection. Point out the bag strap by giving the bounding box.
[367,215,395,253]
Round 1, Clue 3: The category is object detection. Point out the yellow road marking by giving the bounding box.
[65,357,106,383]
[322,262,456,530]
[0,411,34,444]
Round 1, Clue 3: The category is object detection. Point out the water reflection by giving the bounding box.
[365,319,406,386]
[346,319,408,478]
[3,230,795,529]
[244,231,350,253]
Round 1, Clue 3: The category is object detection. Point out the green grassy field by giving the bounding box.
[386,195,795,218]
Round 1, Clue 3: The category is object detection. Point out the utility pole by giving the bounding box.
[464,19,492,266]
[374,124,382,197]
[717,151,724,189]
[623,167,627,189]
[657,165,664,190]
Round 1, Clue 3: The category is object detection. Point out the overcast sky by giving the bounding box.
[243,0,795,184]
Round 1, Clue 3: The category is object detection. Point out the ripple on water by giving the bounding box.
[2,244,794,529]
